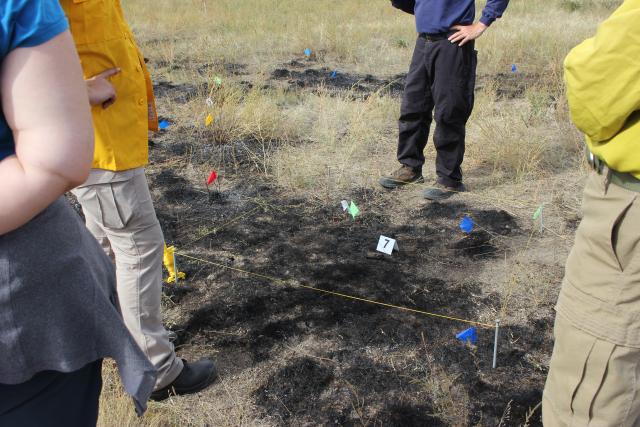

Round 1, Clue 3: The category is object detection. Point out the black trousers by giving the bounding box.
[397,36,477,187]
[0,360,103,427]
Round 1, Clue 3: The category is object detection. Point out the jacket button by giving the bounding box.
[138,99,145,105]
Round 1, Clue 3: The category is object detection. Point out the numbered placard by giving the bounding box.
[376,235,399,255]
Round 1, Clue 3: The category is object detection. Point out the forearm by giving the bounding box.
[0,155,76,235]
[0,125,92,234]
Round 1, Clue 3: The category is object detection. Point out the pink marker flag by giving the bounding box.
[207,171,218,185]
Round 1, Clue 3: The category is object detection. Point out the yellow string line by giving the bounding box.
[176,252,495,329]
[184,196,305,248]
[177,181,558,326]
[186,206,263,246]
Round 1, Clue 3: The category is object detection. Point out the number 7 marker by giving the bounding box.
[376,235,399,255]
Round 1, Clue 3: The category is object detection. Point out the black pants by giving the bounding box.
[0,360,103,427]
[397,36,477,187]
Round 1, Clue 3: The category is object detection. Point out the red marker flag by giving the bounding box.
[207,171,218,185]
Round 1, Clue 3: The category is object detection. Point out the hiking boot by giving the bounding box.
[379,165,424,189]
[423,181,466,201]
[150,358,218,401]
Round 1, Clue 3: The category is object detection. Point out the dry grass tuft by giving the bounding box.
[98,362,180,427]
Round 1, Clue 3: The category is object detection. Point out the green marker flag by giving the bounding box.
[348,201,360,219]
[214,76,223,86]
[533,205,544,221]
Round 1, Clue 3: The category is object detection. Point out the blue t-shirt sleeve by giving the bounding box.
[6,0,69,51]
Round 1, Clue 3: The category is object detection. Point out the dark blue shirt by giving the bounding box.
[415,0,509,34]
[0,1,69,161]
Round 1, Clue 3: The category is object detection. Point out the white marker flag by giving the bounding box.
[341,200,349,211]
[376,236,398,255]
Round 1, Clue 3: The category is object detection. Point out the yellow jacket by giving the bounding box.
[60,0,158,171]
[564,0,640,178]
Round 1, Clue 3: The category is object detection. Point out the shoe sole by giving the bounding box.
[423,191,455,201]
[423,186,466,201]
[150,366,218,401]
[379,176,424,189]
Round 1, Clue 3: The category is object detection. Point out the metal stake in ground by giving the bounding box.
[493,319,501,369]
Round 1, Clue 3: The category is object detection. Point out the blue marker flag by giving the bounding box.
[159,120,170,130]
[330,70,337,79]
[511,64,517,73]
[304,48,312,57]
[456,327,478,345]
[460,216,474,234]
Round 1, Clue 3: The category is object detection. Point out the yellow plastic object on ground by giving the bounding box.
[564,0,640,178]
[163,245,186,284]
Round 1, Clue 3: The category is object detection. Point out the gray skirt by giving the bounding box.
[0,198,156,415]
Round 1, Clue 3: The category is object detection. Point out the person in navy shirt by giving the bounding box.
[380,0,509,200]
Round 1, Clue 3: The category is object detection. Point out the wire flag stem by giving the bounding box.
[493,319,501,369]
[173,251,180,285]
[176,252,494,329]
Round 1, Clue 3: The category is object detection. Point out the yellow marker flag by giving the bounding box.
[205,113,214,127]
[163,244,186,284]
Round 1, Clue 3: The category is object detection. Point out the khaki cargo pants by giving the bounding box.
[73,169,183,390]
[543,172,640,426]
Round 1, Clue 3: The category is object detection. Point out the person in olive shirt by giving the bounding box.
[380,0,509,200]
[543,1,640,425]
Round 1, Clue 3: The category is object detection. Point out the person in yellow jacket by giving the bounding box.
[59,0,217,401]
[543,1,640,425]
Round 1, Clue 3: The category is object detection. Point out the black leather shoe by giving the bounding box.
[423,182,466,201]
[150,358,218,401]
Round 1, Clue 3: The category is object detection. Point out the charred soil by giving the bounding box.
[143,70,558,427]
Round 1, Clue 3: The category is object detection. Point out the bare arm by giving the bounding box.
[0,31,94,235]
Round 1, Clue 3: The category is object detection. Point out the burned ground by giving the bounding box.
[267,58,545,102]
[138,66,563,426]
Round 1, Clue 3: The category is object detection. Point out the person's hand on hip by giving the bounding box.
[448,22,488,46]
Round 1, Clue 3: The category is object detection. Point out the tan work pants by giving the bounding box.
[543,314,640,426]
[73,169,183,390]
[543,172,640,426]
